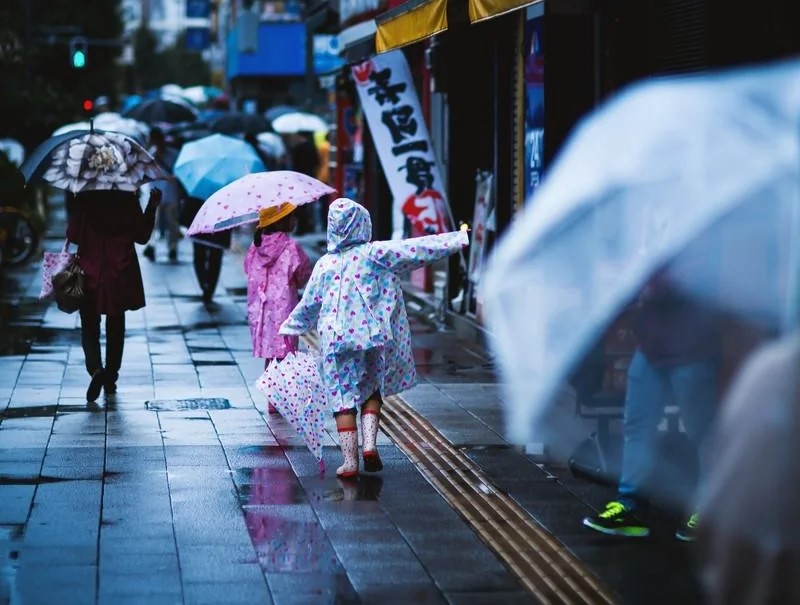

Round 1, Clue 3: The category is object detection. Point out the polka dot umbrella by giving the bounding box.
[186,170,335,235]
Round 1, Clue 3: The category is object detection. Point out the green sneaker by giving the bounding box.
[675,512,699,542]
[582,501,650,537]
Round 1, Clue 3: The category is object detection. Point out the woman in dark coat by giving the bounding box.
[66,188,161,401]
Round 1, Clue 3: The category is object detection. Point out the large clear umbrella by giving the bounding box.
[482,56,800,601]
[483,58,800,447]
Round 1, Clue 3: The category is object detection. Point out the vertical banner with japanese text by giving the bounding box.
[352,50,451,237]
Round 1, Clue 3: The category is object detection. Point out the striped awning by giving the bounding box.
[375,0,448,53]
[468,0,542,23]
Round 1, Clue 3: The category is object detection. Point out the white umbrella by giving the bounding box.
[271,112,328,134]
[482,58,800,446]
[256,131,287,158]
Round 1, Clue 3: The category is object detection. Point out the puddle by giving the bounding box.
[145,398,231,411]
[0,475,70,485]
[0,405,93,421]
[192,360,236,366]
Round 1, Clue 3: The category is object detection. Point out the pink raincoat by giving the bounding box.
[244,232,312,359]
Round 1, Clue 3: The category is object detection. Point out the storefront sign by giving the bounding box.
[352,49,450,235]
[524,13,544,201]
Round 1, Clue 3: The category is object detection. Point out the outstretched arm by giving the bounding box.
[365,230,468,274]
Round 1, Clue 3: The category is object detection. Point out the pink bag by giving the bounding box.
[39,239,75,300]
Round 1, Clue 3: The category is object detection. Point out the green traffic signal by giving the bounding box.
[69,37,88,69]
[72,49,86,69]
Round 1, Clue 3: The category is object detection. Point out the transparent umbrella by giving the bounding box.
[483,58,800,448]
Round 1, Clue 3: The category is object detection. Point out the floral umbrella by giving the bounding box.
[28,130,166,194]
[186,170,335,235]
[256,351,328,470]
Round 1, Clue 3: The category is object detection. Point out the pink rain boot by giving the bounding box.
[361,409,383,472]
[336,427,359,478]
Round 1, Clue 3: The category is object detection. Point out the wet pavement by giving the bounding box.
[0,197,706,605]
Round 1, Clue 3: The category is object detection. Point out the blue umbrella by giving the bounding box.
[173,133,266,200]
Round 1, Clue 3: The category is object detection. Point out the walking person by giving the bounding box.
[142,127,182,262]
[582,269,721,541]
[279,197,469,478]
[180,195,231,304]
[66,188,162,401]
[244,203,313,414]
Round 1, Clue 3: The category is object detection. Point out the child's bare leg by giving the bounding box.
[334,409,358,478]
[361,392,383,473]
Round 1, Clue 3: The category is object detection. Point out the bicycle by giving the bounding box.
[0,205,39,266]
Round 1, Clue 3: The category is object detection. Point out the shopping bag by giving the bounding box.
[256,351,327,470]
[39,239,74,300]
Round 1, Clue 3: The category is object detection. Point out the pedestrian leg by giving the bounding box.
[79,301,105,401]
[104,313,126,394]
[334,408,359,478]
[361,392,383,472]
[670,358,718,541]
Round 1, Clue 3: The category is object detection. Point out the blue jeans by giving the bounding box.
[618,350,717,511]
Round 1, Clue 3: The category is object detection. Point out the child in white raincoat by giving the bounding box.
[279,197,468,478]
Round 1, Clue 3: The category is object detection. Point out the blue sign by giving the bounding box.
[186,0,211,18]
[186,27,211,51]
[314,34,345,74]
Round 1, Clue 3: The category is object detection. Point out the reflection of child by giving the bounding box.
[280,197,469,478]
[244,204,312,413]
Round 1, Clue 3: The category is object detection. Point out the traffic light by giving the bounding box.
[69,36,88,69]
[82,99,94,112]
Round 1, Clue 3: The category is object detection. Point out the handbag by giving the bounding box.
[39,238,75,300]
[52,254,86,314]
[50,209,87,314]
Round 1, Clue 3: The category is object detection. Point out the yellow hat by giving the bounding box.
[257,202,296,229]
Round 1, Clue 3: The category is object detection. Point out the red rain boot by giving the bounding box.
[361,409,383,473]
[336,427,359,478]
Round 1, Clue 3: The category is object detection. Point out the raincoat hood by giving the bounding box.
[327,198,372,253]
[254,231,292,267]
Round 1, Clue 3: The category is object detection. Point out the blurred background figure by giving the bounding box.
[284,131,321,234]
[582,269,721,541]
[179,195,231,305]
[142,127,182,262]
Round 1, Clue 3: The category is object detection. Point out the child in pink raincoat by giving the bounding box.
[279,197,468,478]
[244,203,313,412]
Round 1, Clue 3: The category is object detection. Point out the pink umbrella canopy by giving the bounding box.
[186,170,335,235]
[255,351,328,470]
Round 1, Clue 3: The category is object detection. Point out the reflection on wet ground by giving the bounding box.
[238,463,363,603]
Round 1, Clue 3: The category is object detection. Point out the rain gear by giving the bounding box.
[244,232,312,359]
[280,197,468,412]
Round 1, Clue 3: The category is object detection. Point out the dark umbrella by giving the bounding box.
[20,128,165,193]
[209,112,271,136]
[21,129,91,183]
[265,105,300,123]
[123,98,197,125]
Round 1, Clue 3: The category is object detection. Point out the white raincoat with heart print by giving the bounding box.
[280,197,468,412]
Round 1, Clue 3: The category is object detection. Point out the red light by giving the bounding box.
[82,99,94,112]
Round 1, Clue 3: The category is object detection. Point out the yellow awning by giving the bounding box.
[468,0,541,23]
[375,0,448,53]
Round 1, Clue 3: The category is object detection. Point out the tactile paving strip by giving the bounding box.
[301,334,617,605]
